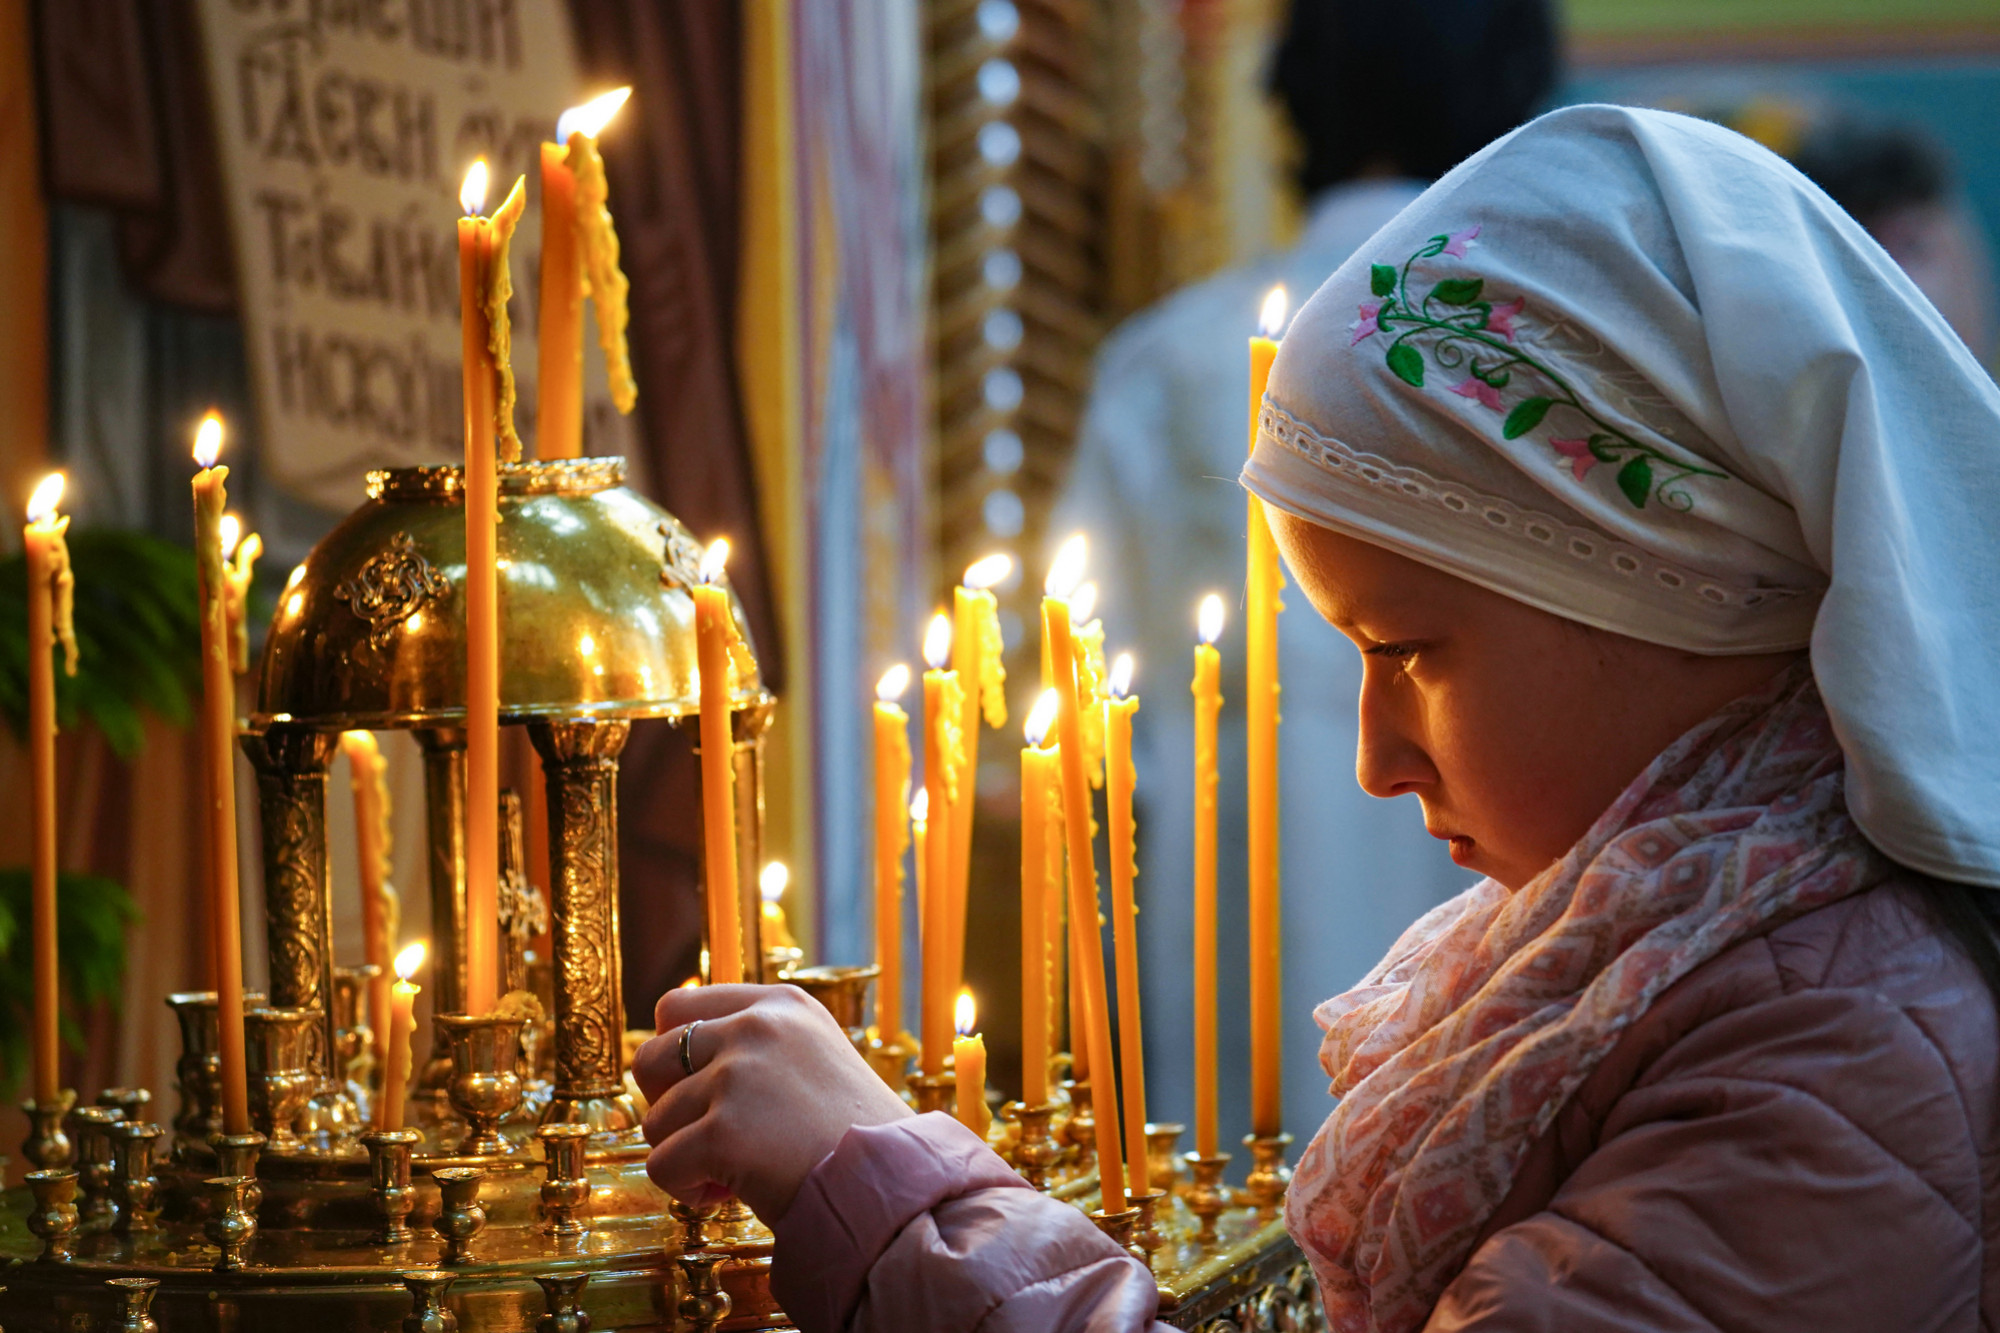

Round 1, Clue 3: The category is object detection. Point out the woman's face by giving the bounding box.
[1267,511,1803,889]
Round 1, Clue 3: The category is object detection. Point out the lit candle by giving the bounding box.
[340,730,399,1076]
[694,538,749,985]
[1019,690,1059,1108]
[759,861,797,952]
[953,989,990,1139]
[536,87,635,460]
[873,665,912,1044]
[459,160,527,1017]
[24,473,74,1110]
[192,412,250,1134]
[1247,284,1288,1139]
[1041,536,1089,1085]
[1042,564,1125,1214]
[946,554,1010,994]
[1192,595,1225,1159]
[377,942,424,1131]
[919,614,961,1078]
[1069,581,1108,788]
[1104,652,1150,1192]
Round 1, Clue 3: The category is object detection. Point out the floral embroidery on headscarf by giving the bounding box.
[1349,228,1731,512]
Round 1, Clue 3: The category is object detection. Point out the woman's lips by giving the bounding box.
[1447,836,1475,864]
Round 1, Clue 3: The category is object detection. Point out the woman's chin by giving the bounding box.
[1447,836,1477,866]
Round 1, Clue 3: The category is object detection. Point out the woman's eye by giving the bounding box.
[1365,642,1417,661]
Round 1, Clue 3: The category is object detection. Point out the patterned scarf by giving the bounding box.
[1287,664,1894,1331]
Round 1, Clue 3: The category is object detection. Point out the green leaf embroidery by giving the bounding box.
[1431,277,1485,306]
[1386,342,1425,387]
[1616,457,1654,509]
[1501,396,1551,439]
[1588,435,1620,463]
[1371,264,1398,297]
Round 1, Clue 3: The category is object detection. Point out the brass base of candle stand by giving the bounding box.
[1145,1122,1186,1195]
[1184,1151,1232,1241]
[1240,1132,1295,1214]
[909,1070,955,1116]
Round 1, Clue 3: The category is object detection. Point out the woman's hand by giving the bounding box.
[634,983,913,1224]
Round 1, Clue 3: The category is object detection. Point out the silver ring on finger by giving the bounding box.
[679,1019,704,1078]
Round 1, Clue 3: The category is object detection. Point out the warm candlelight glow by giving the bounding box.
[680,975,702,990]
[218,513,242,559]
[1068,581,1098,627]
[1108,651,1135,699]
[760,861,790,904]
[1024,689,1059,748]
[877,663,911,701]
[460,159,491,215]
[192,411,224,468]
[1045,533,1087,598]
[1198,593,1226,644]
[25,472,62,524]
[955,988,977,1037]
[923,613,954,670]
[910,787,929,824]
[556,86,633,142]
[1259,284,1290,338]
[962,553,1012,590]
[699,537,730,584]
[394,941,426,981]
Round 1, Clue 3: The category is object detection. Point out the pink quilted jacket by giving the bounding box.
[773,879,2000,1331]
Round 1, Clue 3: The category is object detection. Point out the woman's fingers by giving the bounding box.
[654,982,768,1033]
[631,1018,712,1106]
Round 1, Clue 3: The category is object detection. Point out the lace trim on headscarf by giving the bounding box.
[1258,402,1814,613]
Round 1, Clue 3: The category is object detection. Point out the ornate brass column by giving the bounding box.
[733,702,776,982]
[529,717,639,1131]
[414,728,467,1103]
[241,727,339,1079]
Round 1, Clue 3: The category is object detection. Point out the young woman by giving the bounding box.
[632,104,2000,1331]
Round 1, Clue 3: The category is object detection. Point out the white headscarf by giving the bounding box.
[1243,103,2000,889]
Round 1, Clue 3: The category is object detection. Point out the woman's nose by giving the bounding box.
[1355,676,1437,799]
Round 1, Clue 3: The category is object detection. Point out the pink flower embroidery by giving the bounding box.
[1349,299,1383,346]
[1449,377,1503,412]
[1442,224,1481,258]
[1551,437,1595,482]
[1485,295,1525,341]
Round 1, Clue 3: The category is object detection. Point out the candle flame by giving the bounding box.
[923,613,953,670]
[910,787,930,824]
[680,974,702,989]
[25,472,63,525]
[1024,689,1059,747]
[759,861,790,903]
[1259,285,1290,338]
[1044,533,1087,598]
[699,538,730,584]
[557,87,632,143]
[460,159,490,215]
[962,552,1012,591]
[192,411,225,468]
[1109,651,1135,698]
[955,988,977,1037]
[1068,581,1098,627]
[876,663,911,702]
[218,513,242,559]
[1198,593,1226,644]
[394,942,426,981]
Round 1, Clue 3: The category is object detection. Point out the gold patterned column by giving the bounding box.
[241,727,339,1080]
[529,718,640,1131]
[413,728,468,1106]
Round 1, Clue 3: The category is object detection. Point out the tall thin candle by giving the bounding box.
[872,666,912,1043]
[24,473,73,1110]
[1019,690,1059,1107]
[1104,652,1149,1193]
[1246,284,1288,1139]
[341,730,398,1065]
[694,539,746,984]
[192,413,250,1134]
[536,88,634,459]
[947,554,1009,993]
[1192,595,1225,1159]
[918,614,961,1078]
[376,942,424,1131]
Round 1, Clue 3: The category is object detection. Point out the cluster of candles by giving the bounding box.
[18,88,644,1133]
[868,287,1295,1213]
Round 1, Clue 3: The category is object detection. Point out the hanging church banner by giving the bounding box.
[193,0,632,510]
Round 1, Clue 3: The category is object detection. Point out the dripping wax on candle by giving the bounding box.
[873,664,913,1047]
[919,613,961,1078]
[953,988,990,1139]
[377,941,425,1131]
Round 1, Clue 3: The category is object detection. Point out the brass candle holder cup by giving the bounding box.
[25,1168,79,1262]
[1184,1150,1233,1241]
[435,1013,527,1157]
[1128,1189,1167,1270]
[204,1175,258,1270]
[1058,1079,1095,1165]
[675,1251,732,1332]
[670,1193,721,1252]
[1088,1205,1145,1264]
[97,1086,152,1121]
[401,1269,459,1333]
[360,1127,423,1244]
[432,1166,488,1264]
[534,1272,591,1333]
[1144,1121,1185,1194]
[69,1105,124,1226]
[1241,1131,1293,1213]
[107,1120,163,1235]
[864,1028,916,1094]
[244,1006,319,1151]
[535,1122,594,1237]
[208,1129,267,1216]
[108,1275,161,1332]
[789,964,879,1059]
[22,1088,76,1170]
[167,992,224,1143]
[1002,1101,1065,1190]
[910,1070,955,1117]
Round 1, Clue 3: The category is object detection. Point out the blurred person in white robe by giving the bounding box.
[1054,0,1560,1143]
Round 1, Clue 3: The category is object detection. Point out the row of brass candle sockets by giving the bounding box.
[397,1259,730,1333]
[0,1277,164,1332]
[359,1121,599,1256]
